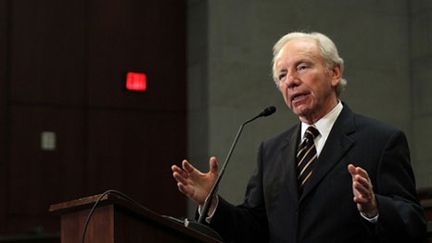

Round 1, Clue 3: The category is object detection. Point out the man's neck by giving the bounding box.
[300,99,339,124]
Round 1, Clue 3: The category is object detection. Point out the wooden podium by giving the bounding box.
[49,193,222,243]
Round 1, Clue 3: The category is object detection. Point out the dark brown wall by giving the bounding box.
[0,0,9,235]
[0,0,186,234]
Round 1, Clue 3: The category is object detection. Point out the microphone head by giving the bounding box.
[260,106,276,117]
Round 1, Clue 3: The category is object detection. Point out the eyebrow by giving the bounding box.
[294,58,313,65]
[278,58,313,71]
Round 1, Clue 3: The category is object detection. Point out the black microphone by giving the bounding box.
[197,106,277,223]
[257,106,277,118]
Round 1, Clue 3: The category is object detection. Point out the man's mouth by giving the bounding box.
[291,92,310,104]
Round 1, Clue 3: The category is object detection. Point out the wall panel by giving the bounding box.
[1,0,187,235]
[86,110,186,217]
[7,106,86,233]
[9,0,86,105]
[0,0,9,233]
[87,0,186,111]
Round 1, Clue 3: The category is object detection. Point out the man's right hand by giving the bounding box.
[171,157,219,205]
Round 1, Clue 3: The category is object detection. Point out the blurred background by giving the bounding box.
[0,0,431,241]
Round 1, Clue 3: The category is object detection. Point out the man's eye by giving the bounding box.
[278,73,286,81]
[297,64,307,71]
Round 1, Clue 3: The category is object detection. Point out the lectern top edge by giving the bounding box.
[49,193,113,214]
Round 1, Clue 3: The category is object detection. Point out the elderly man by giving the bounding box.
[172,32,426,242]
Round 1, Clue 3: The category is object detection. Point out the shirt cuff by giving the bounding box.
[360,212,379,224]
[198,195,219,223]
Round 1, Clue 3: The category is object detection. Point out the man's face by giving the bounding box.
[275,38,341,124]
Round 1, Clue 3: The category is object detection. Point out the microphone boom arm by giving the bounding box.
[197,108,274,223]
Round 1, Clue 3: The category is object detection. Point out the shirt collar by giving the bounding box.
[301,101,343,139]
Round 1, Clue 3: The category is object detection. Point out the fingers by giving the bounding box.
[182,160,196,173]
[173,170,189,185]
[172,163,194,198]
[347,164,356,175]
[354,174,371,190]
[171,162,191,192]
[177,182,191,195]
[348,164,371,190]
[348,164,372,193]
[171,165,185,177]
[347,164,369,179]
[347,163,378,217]
[171,157,219,204]
[209,156,218,174]
[175,158,217,177]
[353,179,370,195]
[353,179,372,203]
[348,164,373,198]
[171,163,188,182]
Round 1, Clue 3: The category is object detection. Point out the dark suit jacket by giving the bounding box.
[209,105,426,243]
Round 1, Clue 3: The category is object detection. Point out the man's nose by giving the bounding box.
[284,72,300,89]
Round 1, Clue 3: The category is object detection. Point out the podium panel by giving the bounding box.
[50,194,221,243]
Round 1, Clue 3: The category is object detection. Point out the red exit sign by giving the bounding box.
[126,72,147,92]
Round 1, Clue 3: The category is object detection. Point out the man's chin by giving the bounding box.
[293,107,310,117]
[293,108,316,122]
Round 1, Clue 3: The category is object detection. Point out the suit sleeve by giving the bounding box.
[209,142,269,243]
[374,130,426,241]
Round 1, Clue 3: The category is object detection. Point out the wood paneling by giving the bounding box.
[0,0,186,235]
[0,0,9,232]
[87,0,186,111]
[7,106,86,232]
[9,0,86,105]
[86,110,186,216]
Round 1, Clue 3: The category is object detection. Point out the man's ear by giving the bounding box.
[330,64,342,87]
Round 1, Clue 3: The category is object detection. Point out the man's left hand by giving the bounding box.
[348,164,378,218]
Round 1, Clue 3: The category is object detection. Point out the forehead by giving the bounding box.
[275,38,321,68]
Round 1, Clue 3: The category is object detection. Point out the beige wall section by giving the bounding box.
[187,0,430,214]
[187,0,209,215]
[410,0,432,188]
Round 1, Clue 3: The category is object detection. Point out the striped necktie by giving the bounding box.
[297,126,320,194]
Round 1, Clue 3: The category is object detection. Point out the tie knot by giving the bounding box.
[304,126,319,141]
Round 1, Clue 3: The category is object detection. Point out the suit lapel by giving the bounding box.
[300,106,356,202]
[280,124,301,203]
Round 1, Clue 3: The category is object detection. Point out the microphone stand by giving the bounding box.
[197,114,263,223]
[174,106,276,241]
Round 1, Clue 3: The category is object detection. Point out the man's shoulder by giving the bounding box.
[340,110,408,148]
[352,112,402,135]
[261,124,299,147]
[339,103,403,136]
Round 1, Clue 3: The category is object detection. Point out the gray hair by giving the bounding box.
[272,32,347,96]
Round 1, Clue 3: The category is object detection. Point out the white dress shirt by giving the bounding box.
[300,101,343,157]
